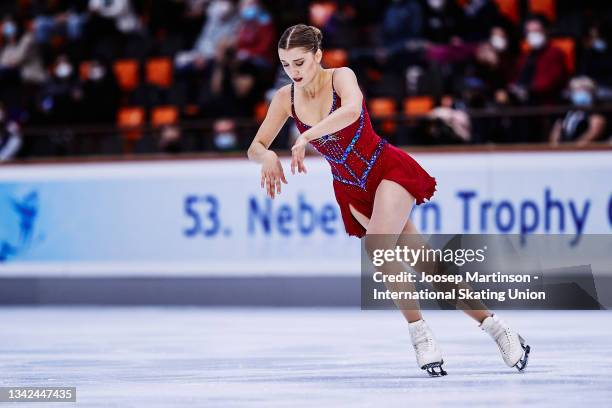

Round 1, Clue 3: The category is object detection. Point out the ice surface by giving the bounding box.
[0,308,610,407]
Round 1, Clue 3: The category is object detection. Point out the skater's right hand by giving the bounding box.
[261,150,287,199]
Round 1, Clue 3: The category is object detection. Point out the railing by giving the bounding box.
[16,104,612,161]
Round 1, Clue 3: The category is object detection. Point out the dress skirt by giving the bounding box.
[332,143,437,238]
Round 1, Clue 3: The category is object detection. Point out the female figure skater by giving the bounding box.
[247,24,529,377]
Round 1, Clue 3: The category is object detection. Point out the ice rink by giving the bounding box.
[1,308,611,407]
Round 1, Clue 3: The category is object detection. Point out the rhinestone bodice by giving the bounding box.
[291,83,387,191]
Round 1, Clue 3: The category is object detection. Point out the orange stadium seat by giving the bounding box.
[494,0,520,24]
[322,49,348,68]
[551,37,575,74]
[368,98,397,117]
[183,104,200,117]
[368,98,397,134]
[254,100,269,123]
[151,106,178,128]
[117,106,145,141]
[404,96,434,116]
[146,57,173,88]
[79,61,92,80]
[113,59,140,92]
[529,0,556,22]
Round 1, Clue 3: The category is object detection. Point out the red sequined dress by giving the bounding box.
[290,75,437,238]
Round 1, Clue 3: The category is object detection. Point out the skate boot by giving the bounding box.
[480,314,530,372]
[408,319,447,377]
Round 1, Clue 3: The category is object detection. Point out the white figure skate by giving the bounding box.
[408,319,447,377]
[480,314,530,371]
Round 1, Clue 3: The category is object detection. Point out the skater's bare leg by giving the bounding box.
[398,219,491,324]
[352,179,446,376]
[350,180,422,323]
[350,181,491,323]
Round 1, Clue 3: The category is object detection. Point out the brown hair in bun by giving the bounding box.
[278,24,323,52]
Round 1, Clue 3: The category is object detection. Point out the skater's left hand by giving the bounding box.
[291,135,308,175]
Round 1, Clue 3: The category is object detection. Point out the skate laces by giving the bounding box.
[412,323,434,351]
[483,316,514,357]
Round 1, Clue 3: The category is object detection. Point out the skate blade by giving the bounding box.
[514,335,531,372]
[422,361,447,377]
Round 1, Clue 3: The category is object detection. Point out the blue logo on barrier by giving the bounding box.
[0,191,39,262]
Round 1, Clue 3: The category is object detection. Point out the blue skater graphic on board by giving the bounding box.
[0,190,39,262]
[11,191,38,245]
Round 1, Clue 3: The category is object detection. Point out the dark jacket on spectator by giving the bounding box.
[382,0,423,49]
[422,0,463,44]
[459,0,502,43]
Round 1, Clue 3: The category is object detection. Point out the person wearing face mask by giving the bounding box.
[510,14,568,105]
[176,0,240,69]
[549,76,607,146]
[174,0,240,104]
[0,16,47,117]
[0,17,47,85]
[81,60,120,124]
[37,55,83,125]
[235,0,275,67]
[580,23,612,89]
[474,24,519,95]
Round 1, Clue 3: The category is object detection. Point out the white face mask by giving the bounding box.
[214,132,237,150]
[490,35,507,51]
[592,38,607,52]
[89,65,106,81]
[55,62,73,79]
[428,0,445,10]
[527,31,546,49]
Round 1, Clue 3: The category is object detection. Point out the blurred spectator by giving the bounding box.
[1,0,612,155]
[0,15,46,115]
[549,76,607,146]
[235,0,275,68]
[203,47,260,118]
[80,59,120,123]
[85,0,143,60]
[35,54,83,125]
[419,103,471,144]
[458,0,502,43]
[580,22,612,90]
[33,3,87,44]
[88,0,141,34]
[174,0,240,105]
[473,24,520,98]
[158,124,183,153]
[179,0,209,45]
[382,0,423,50]
[422,0,463,44]
[175,0,240,71]
[321,2,358,49]
[0,104,22,162]
[509,15,569,105]
[212,118,239,151]
[185,0,209,16]
[0,16,47,85]
[378,0,425,77]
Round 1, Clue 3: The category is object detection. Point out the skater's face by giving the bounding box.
[278,47,322,88]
